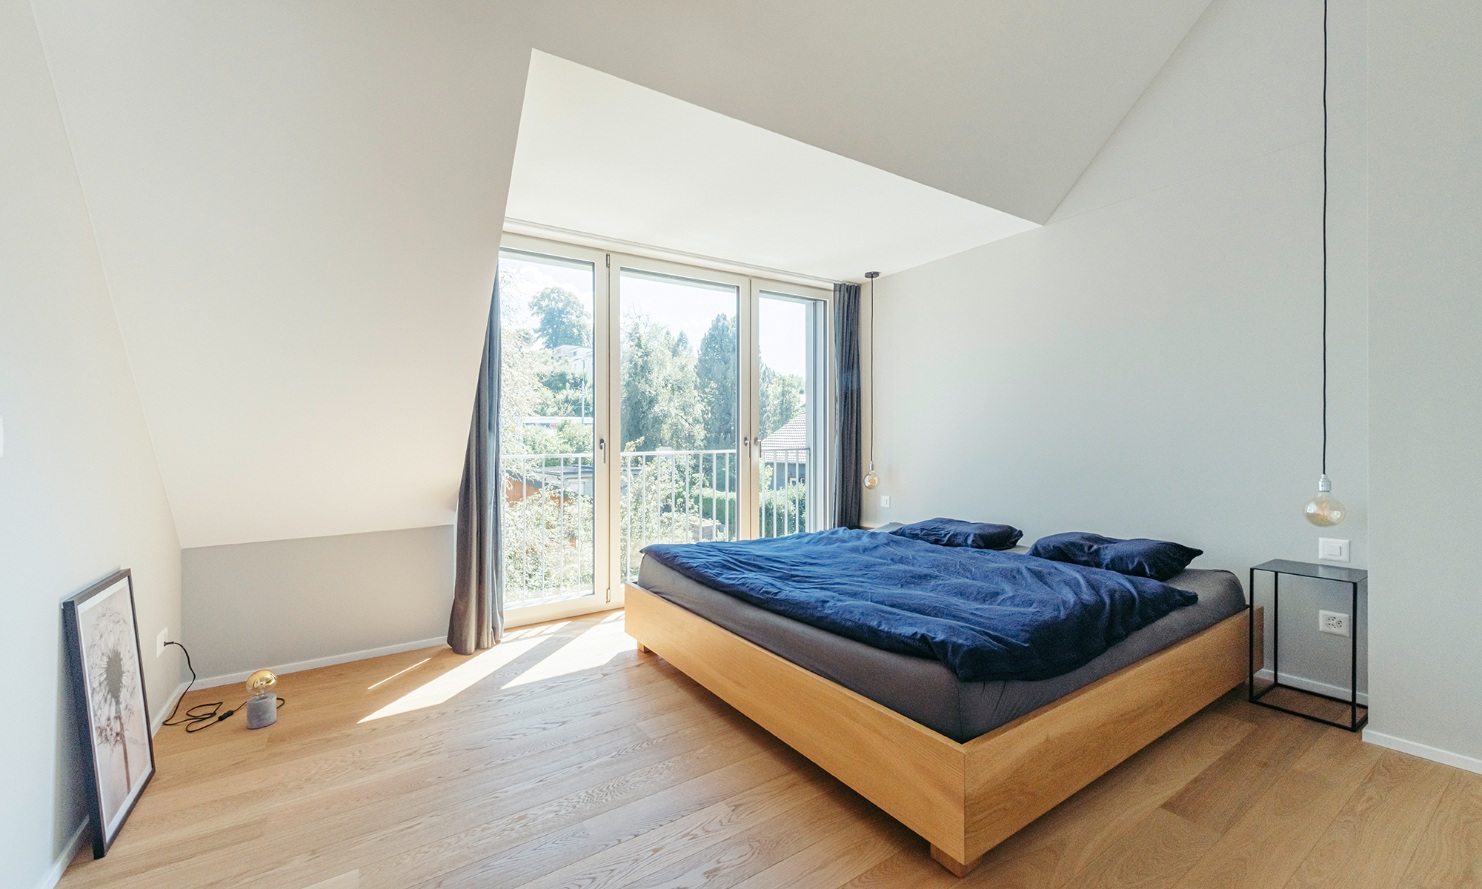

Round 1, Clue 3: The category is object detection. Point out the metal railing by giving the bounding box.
[618,449,740,582]
[758,447,809,539]
[501,453,596,608]
[500,447,811,605]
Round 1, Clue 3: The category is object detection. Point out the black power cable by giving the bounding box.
[160,641,284,733]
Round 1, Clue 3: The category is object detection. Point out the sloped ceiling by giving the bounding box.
[30,0,1210,547]
[507,51,1038,281]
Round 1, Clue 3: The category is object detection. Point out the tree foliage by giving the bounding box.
[696,314,738,448]
[620,317,702,451]
[498,294,812,603]
[759,364,803,440]
[530,286,591,348]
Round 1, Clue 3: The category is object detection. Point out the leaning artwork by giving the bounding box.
[63,569,155,858]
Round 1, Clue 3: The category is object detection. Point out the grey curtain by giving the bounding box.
[447,285,504,655]
[832,282,862,529]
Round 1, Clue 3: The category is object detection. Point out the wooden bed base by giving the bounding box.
[625,583,1256,875]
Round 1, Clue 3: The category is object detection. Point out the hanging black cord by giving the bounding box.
[866,271,879,466]
[1321,0,1329,476]
[160,641,230,732]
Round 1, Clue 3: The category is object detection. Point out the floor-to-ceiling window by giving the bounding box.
[497,235,831,624]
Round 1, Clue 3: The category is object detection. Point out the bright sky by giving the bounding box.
[499,251,810,377]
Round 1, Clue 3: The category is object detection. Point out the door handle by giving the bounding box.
[598,437,607,463]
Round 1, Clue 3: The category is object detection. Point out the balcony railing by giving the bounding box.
[501,453,596,609]
[500,447,810,607]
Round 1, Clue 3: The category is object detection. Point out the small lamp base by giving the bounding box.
[246,692,278,729]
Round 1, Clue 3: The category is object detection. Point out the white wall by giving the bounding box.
[180,526,454,680]
[1366,1,1482,767]
[862,0,1368,685]
[0,1,182,884]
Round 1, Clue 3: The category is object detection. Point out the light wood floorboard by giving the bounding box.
[59,611,1476,888]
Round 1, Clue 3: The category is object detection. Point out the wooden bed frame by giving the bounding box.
[625,583,1256,876]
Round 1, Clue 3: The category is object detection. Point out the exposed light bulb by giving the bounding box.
[863,462,880,489]
[1304,474,1346,526]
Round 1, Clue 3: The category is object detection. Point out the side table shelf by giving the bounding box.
[1248,559,1368,732]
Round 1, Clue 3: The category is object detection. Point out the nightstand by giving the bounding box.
[1248,559,1368,731]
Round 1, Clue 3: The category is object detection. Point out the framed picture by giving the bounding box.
[63,569,155,858]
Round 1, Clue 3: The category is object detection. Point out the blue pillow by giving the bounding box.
[889,518,1023,551]
[1028,532,1203,581]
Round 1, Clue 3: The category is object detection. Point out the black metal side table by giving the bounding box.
[1248,559,1368,731]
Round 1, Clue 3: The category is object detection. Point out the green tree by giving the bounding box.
[530,286,591,348]
[759,364,803,439]
[499,324,547,454]
[696,314,738,448]
[620,317,702,451]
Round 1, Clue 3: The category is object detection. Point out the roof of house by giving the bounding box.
[759,415,807,454]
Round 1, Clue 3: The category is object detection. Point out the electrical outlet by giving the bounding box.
[1318,537,1350,562]
[879,495,890,508]
[1319,610,1350,637]
[157,627,168,657]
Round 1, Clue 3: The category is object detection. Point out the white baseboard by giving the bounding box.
[1253,667,1369,706]
[152,679,191,735]
[35,820,88,889]
[193,636,448,690]
[1363,730,1482,776]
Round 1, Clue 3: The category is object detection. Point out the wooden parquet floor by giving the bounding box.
[59,610,1482,888]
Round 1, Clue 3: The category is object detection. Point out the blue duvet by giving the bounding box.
[641,528,1197,682]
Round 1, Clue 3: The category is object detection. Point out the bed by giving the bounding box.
[623,530,1257,875]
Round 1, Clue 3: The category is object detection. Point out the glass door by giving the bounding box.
[614,264,747,582]
[496,240,610,621]
[753,287,830,537]
[494,235,833,624]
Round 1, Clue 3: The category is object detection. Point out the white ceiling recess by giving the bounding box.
[508,0,1214,224]
[508,52,1035,281]
[30,0,1210,548]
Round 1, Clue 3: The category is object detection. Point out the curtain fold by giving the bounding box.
[447,285,504,655]
[832,282,863,529]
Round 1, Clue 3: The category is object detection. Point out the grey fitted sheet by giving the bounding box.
[635,553,1246,742]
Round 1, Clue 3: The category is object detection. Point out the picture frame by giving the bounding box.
[63,569,155,858]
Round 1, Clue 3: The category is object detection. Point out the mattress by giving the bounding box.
[635,553,1246,742]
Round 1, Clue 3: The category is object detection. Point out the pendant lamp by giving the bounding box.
[863,271,881,490]
[1304,0,1345,527]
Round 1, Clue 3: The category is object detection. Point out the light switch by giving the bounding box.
[1318,538,1350,562]
[880,495,891,508]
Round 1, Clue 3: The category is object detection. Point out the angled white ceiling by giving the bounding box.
[508,52,1036,281]
[30,1,527,547]
[508,0,1213,224]
[29,0,1209,547]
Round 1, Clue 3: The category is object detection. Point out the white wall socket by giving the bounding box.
[880,495,890,508]
[1318,538,1350,562]
[157,627,169,656]
[1318,610,1351,637]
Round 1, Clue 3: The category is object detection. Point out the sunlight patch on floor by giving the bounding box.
[366,657,430,691]
[359,622,571,722]
[501,612,634,689]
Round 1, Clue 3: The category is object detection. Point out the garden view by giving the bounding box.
[498,254,813,608]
